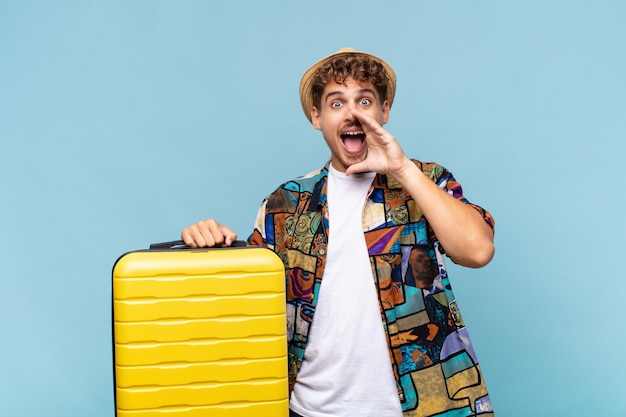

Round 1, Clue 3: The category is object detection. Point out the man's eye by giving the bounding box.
[331,101,343,108]
[360,99,371,105]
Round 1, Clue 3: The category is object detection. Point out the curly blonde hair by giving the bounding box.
[311,53,390,109]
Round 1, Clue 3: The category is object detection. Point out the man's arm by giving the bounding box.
[392,160,494,267]
[346,108,495,268]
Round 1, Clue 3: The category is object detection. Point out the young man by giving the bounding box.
[182,48,496,417]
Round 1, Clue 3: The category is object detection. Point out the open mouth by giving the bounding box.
[341,130,366,153]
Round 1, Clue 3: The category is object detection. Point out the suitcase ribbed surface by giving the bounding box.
[112,246,288,416]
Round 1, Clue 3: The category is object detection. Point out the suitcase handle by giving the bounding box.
[149,240,248,249]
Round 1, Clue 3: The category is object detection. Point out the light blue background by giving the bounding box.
[2,1,624,416]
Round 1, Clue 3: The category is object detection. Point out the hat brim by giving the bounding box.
[299,48,396,123]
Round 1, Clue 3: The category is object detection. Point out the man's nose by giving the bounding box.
[344,104,361,125]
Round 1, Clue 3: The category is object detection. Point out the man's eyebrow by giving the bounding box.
[323,88,378,103]
[323,90,345,103]
[355,88,378,97]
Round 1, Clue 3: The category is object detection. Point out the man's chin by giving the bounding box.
[346,153,367,167]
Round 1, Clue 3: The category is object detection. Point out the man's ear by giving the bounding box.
[311,107,321,130]
[381,100,390,125]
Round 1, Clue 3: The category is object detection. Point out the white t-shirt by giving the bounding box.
[289,164,402,417]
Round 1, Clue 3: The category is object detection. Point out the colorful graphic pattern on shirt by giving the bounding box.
[248,160,495,416]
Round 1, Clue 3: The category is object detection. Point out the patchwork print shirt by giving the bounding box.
[247,160,496,416]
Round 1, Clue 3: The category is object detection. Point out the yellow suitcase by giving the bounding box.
[112,241,288,417]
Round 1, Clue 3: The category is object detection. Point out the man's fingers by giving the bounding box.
[181,227,202,248]
[351,108,381,132]
[345,162,367,176]
[181,219,238,248]
[221,225,238,246]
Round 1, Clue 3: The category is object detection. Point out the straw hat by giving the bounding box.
[299,47,397,123]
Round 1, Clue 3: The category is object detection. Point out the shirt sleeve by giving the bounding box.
[419,160,495,231]
[247,198,270,247]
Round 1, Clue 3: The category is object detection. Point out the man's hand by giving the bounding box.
[345,107,410,177]
[181,219,238,248]
[346,107,494,268]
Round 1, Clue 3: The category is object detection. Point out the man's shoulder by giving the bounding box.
[410,159,449,182]
[276,165,328,194]
[296,165,327,181]
[380,159,448,188]
[261,165,328,211]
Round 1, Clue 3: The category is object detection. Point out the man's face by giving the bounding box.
[310,76,389,172]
